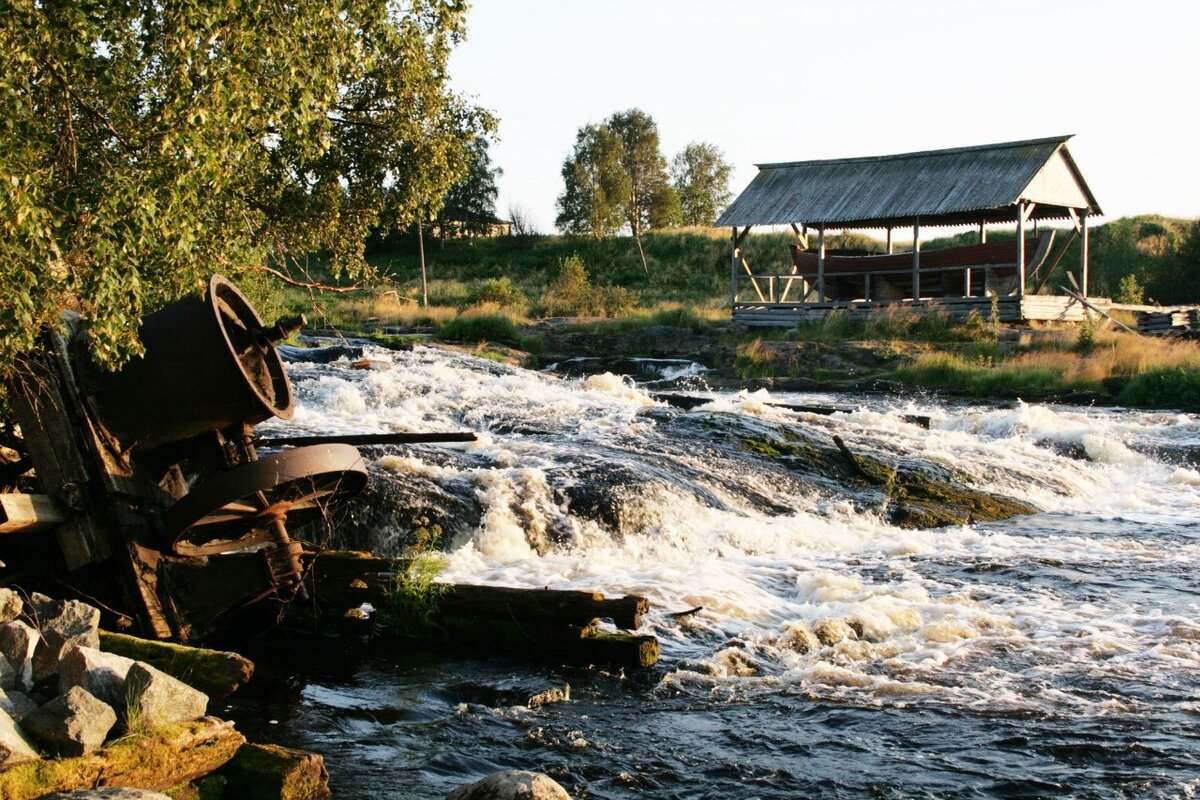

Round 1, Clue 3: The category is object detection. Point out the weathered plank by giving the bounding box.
[0,493,65,535]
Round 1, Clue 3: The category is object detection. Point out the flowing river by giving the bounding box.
[230,342,1200,799]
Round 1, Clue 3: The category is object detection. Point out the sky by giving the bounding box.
[448,0,1200,235]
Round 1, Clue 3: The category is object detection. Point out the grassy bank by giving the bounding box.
[277,220,1200,411]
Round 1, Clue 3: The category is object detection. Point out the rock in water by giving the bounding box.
[0,620,42,691]
[447,770,573,800]
[0,706,40,766]
[22,685,117,756]
[29,596,101,682]
[124,662,208,729]
[58,645,136,708]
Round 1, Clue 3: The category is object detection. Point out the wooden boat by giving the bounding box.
[786,230,1056,300]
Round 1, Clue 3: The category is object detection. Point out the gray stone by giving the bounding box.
[58,645,135,707]
[0,587,22,623]
[447,770,573,800]
[46,791,173,799]
[0,687,39,721]
[0,619,42,691]
[31,596,101,682]
[0,705,40,767]
[0,653,14,690]
[125,662,208,729]
[22,685,116,757]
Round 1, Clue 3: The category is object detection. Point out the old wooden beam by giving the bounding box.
[0,717,244,799]
[439,584,648,630]
[99,630,254,697]
[220,743,330,800]
[255,431,476,449]
[0,493,65,535]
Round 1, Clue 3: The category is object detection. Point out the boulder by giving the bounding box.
[58,645,135,707]
[0,687,38,722]
[447,770,572,800]
[0,619,42,691]
[0,588,22,623]
[0,706,40,767]
[124,662,208,729]
[21,685,116,757]
[30,596,101,682]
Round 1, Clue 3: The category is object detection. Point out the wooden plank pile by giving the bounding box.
[1138,309,1200,335]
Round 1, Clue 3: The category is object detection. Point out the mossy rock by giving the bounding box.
[219,743,329,800]
[736,432,1036,529]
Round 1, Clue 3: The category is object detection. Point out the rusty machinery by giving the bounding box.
[1,275,367,641]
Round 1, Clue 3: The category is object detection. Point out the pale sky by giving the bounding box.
[449,0,1200,234]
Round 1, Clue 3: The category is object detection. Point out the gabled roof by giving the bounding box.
[715,136,1102,230]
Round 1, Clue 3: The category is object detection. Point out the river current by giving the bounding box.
[231,342,1200,799]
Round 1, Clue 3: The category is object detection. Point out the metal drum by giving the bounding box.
[93,274,294,453]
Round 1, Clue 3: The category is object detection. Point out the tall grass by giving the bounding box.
[790,308,995,344]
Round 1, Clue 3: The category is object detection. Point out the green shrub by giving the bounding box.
[374,553,448,638]
[471,277,529,311]
[1076,321,1097,354]
[540,254,639,317]
[1116,273,1144,305]
[1118,368,1200,409]
[439,312,520,343]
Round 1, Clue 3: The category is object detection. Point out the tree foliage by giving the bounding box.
[0,0,492,368]
[554,124,629,239]
[606,109,678,235]
[436,135,502,237]
[555,109,681,240]
[670,142,733,226]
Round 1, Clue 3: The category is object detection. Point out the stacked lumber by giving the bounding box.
[309,550,659,670]
[1138,309,1200,335]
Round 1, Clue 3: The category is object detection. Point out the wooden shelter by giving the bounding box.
[716,136,1103,325]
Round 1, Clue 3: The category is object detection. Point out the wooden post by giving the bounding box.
[1017,202,1027,297]
[864,273,871,301]
[417,218,428,307]
[979,222,987,244]
[965,268,972,297]
[911,219,920,299]
[730,227,738,307]
[886,227,893,255]
[817,224,826,302]
[1080,212,1090,297]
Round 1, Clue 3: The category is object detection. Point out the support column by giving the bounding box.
[729,227,738,306]
[911,219,921,299]
[817,224,826,302]
[886,227,894,255]
[979,221,987,244]
[1016,202,1027,297]
[1080,212,1090,297]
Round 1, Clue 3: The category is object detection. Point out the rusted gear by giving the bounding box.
[164,444,368,557]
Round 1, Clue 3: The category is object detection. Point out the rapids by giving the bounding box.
[233,342,1200,798]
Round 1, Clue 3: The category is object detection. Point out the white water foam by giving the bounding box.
[270,345,1200,717]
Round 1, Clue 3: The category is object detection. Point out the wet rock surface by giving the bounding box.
[447,770,573,800]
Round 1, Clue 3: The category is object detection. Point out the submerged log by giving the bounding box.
[439,617,660,670]
[0,717,244,799]
[98,631,254,698]
[439,584,648,630]
[219,742,330,800]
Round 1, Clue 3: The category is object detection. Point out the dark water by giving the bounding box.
[236,345,1200,798]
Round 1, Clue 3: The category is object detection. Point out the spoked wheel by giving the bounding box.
[164,444,368,557]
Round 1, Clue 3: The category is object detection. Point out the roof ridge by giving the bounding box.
[755,135,1073,170]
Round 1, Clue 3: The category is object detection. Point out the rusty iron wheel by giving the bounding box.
[164,443,368,557]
